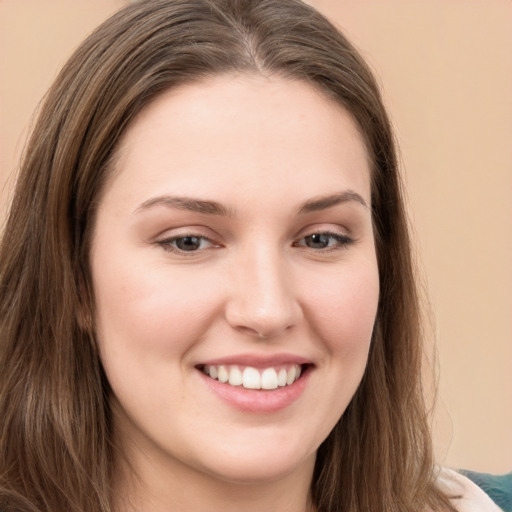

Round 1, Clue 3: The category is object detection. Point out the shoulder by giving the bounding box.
[459,470,512,512]
[436,467,511,512]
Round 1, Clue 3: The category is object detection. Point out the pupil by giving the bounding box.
[176,236,201,251]
[307,234,329,248]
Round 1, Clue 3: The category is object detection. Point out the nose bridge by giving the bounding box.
[225,242,301,338]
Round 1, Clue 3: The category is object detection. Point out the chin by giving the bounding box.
[188,430,318,486]
[200,451,316,486]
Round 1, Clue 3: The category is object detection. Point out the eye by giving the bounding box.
[295,232,354,250]
[158,235,215,253]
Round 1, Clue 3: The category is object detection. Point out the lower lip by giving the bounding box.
[198,368,311,413]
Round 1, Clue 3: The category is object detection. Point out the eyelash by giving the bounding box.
[293,231,354,252]
[157,230,354,256]
[157,234,216,254]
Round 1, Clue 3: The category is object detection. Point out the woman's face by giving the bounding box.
[91,75,379,488]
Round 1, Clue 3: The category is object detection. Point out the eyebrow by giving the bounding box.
[135,195,234,216]
[297,190,369,214]
[135,190,368,217]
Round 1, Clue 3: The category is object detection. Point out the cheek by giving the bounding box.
[92,250,221,365]
[303,262,379,359]
[295,262,379,446]
[92,258,224,429]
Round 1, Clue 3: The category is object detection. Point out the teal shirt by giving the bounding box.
[460,470,512,512]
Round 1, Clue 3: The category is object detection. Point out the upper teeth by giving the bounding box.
[202,364,302,390]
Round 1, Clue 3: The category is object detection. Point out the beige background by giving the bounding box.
[1,1,510,474]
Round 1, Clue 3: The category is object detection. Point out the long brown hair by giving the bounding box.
[0,1,454,510]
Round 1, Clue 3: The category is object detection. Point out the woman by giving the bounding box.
[0,0,504,511]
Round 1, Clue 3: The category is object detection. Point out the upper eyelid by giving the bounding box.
[154,226,217,241]
[153,223,355,243]
[295,232,354,245]
[295,224,353,239]
[301,231,352,240]
[156,234,218,256]
[158,233,217,246]
[154,227,352,240]
[156,233,352,256]
[158,232,213,241]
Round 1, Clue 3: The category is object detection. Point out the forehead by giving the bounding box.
[103,74,371,209]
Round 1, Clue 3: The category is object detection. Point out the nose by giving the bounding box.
[224,247,302,339]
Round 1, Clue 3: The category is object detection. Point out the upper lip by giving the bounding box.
[196,353,313,368]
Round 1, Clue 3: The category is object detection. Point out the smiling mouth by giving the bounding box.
[197,364,309,390]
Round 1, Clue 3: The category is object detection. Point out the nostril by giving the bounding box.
[229,316,299,340]
[235,325,268,338]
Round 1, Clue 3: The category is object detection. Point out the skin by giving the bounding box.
[90,74,380,512]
